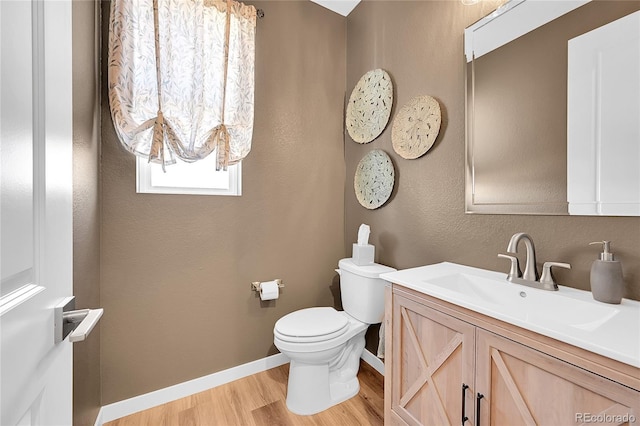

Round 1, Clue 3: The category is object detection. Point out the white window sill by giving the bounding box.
[136,155,242,196]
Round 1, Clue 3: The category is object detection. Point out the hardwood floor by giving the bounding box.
[104,360,384,426]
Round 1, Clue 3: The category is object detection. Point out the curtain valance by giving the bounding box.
[108,0,256,171]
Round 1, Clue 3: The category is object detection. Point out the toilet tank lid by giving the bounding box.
[338,258,396,279]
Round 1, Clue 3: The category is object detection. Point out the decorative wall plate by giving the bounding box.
[346,69,394,144]
[354,150,395,209]
[392,95,442,159]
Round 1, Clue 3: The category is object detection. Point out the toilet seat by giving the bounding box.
[274,309,368,354]
[274,307,349,343]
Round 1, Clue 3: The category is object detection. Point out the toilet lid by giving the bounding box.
[275,307,349,341]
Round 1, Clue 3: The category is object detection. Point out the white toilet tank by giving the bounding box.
[337,258,396,324]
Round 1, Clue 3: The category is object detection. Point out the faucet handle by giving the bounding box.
[539,262,571,289]
[498,254,522,280]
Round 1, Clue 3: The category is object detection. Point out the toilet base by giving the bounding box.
[285,362,361,416]
[283,330,366,416]
[328,375,361,406]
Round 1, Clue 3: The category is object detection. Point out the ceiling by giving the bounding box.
[310,0,361,16]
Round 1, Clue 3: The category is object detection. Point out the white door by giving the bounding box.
[1,0,74,424]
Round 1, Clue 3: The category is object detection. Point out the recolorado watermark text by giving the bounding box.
[576,413,636,423]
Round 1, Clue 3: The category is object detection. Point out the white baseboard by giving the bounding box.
[96,353,288,425]
[94,349,384,426]
[361,348,385,376]
[93,408,104,426]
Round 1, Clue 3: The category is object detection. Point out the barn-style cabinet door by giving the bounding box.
[390,293,476,426]
[475,329,640,426]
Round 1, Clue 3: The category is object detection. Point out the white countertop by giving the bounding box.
[381,262,640,368]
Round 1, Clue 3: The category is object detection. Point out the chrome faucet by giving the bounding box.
[498,233,571,291]
[506,233,538,281]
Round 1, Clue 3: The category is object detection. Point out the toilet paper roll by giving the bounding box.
[260,280,279,301]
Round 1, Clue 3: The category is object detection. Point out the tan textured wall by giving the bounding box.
[72,0,101,424]
[100,0,346,403]
[345,0,640,327]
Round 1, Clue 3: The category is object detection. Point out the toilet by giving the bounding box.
[273,258,396,415]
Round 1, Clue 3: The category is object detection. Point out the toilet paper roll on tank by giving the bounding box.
[352,223,375,266]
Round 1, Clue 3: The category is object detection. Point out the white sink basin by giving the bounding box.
[380,262,640,368]
[426,273,619,331]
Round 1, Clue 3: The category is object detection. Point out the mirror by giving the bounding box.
[465,0,640,216]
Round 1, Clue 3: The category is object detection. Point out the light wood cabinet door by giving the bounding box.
[391,294,476,426]
[476,329,640,426]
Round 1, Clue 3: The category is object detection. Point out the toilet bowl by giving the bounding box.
[273,259,395,415]
[274,307,367,415]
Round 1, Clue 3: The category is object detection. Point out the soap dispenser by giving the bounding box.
[589,241,624,304]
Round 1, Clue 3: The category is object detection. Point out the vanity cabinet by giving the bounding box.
[385,287,640,426]
[388,293,476,425]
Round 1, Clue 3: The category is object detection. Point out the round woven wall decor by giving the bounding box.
[346,69,394,144]
[354,150,395,209]
[391,95,442,159]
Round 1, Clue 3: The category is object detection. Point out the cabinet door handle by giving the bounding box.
[476,393,484,426]
[461,383,469,424]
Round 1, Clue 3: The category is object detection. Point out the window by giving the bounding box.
[136,154,242,196]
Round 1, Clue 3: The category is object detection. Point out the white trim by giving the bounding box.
[136,156,242,196]
[0,284,44,317]
[94,350,385,426]
[93,409,104,426]
[464,0,590,62]
[361,349,385,376]
[97,353,288,425]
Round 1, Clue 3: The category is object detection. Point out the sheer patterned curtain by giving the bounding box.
[108,0,256,171]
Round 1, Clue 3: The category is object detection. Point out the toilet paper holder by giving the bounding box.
[251,279,285,292]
